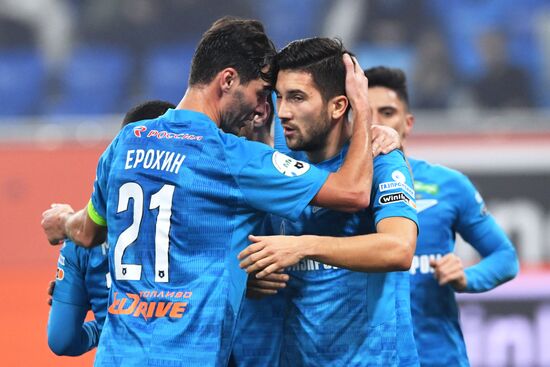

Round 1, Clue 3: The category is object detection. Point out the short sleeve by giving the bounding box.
[224,137,329,221]
[52,241,90,307]
[371,151,418,228]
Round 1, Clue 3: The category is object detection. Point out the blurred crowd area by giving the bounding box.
[1,0,550,118]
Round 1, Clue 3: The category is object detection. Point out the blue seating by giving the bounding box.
[141,43,194,104]
[355,43,416,78]
[49,45,132,115]
[0,48,45,116]
[255,0,329,49]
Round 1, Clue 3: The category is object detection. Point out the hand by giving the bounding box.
[343,53,371,124]
[47,280,55,306]
[371,125,401,157]
[245,272,289,299]
[238,234,307,278]
[41,203,74,245]
[430,254,467,291]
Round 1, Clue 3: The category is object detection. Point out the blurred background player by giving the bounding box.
[46,100,175,356]
[364,66,519,366]
[41,16,374,366]
[235,37,418,366]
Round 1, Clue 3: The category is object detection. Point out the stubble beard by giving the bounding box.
[287,108,332,153]
[220,90,254,136]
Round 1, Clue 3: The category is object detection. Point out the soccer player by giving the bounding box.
[41,17,374,366]
[47,100,176,356]
[363,66,519,366]
[235,38,419,366]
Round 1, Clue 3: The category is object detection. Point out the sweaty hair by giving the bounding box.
[364,66,409,106]
[122,100,175,127]
[274,37,349,102]
[189,16,276,86]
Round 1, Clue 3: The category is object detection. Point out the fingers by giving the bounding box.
[245,272,289,299]
[431,254,464,286]
[256,263,286,279]
[47,280,56,306]
[47,280,55,296]
[238,238,265,261]
[253,272,289,283]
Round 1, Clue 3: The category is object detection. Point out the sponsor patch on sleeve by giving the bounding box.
[272,151,310,177]
[379,192,416,209]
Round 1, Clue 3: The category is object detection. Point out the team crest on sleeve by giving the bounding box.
[378,170,415,197]
[272,151,310,177]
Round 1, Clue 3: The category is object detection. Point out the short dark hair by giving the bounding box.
[122,100,175,127]
[364,66,409,106]
[189,16,276,86]
[274,37,349,102]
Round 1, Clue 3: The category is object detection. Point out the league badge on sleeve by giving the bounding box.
[272,151,310,177]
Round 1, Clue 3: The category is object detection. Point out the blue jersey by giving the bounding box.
[53,240,110,331]
[89,109,329,367]
[231,215,286,367]
[236,145,419,366]
[408,157,519,367]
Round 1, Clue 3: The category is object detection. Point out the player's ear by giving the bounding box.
[330,95,348,120]
[403,113,415,140]
[219,68,238,93]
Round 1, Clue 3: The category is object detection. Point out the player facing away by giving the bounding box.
[47,100,175,356]
[235,38,419,367]
[364,66,519,366]
[41,17,375,367]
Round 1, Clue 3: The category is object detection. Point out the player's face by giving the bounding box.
[238,100,271,141]
[221,77,271,136]
[368,86,413,140]
[275,70,332,152]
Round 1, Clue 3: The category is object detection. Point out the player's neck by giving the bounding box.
[306,117,351,163]
[176,87,221,126]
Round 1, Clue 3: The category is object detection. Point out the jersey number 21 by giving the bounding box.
[114,182,174,283]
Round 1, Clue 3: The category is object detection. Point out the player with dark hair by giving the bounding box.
[364,66,519,366]
[121,100,175,127]
[41,17,374,366]
[235,37,418,366]
[46,100,176,356]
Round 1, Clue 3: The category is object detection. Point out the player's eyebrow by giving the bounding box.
[284,89,306,96]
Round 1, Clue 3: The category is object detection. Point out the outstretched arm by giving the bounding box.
[239,216,417,278]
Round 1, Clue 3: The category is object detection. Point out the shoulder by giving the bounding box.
[374,149,407,165]
[410,157,470,186]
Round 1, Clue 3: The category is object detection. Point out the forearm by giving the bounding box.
[314,112,372,212]
[463,247,519,293]
[48,300,94,356]
[66,208,106,248]
[338,111,372,198]
[302,232,413,272]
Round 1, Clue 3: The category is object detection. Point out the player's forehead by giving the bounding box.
[275,70,318,94]
[369,86,404,110]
